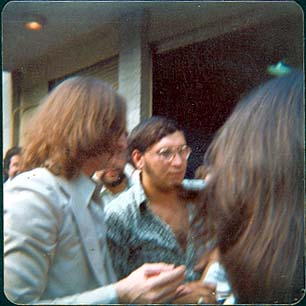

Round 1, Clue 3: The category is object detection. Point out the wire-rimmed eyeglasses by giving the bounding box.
[152,144,192,163]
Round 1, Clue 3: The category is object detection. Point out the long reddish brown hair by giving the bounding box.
[20,76,126,179]
[193,71,304,303]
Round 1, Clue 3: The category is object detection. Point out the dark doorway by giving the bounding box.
[152,19,302,178]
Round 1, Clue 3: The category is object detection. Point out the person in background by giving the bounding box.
[92,133,133,207]
[105,116,217,304]
[193,71,304,304]
[4,77,186,305]
[124,160,140,182]
[3,146,21,183]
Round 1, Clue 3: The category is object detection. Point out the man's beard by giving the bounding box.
[104,172,126,188]
[143,162,182,192]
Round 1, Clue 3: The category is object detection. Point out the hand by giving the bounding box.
[115,263,186,304]
[93,170,105,182]
[172,281,217,304]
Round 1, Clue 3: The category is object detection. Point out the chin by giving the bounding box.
[172,184,182,190]
[168,180,183,190]
[172,176,184,184]
[104,179,117,185]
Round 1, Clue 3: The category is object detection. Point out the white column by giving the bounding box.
[118,9,152,132]
[2,71,13,156]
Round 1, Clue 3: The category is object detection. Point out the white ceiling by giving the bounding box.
[2,1,302,71]
[2,1,124,70]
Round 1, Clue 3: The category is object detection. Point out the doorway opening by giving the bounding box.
[152,19,302,178]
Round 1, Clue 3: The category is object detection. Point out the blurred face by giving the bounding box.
[84,132,128,177]
[8,154,21,179]
[135,131,191,191]
[101,150,127,185]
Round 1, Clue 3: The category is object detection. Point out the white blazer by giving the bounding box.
[4,168,117,304]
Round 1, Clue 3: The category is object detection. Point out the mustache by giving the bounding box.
[168,171,185,175]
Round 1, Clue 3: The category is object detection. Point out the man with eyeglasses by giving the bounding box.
[105,116,217,304]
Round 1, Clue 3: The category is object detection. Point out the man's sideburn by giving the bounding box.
[143,161,181,192]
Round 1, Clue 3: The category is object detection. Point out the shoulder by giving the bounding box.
[4,168,69,222]
[104,186,144,243]
[6,168,62,190]
[5,168,70,203]
[105,183,140,215]
[104,183,147,234]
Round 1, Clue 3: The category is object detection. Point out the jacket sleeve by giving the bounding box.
[4,174,118,305]
[36,286,118,305]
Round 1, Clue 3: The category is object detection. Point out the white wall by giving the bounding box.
[19,83,48,144]
[17,27,120,143]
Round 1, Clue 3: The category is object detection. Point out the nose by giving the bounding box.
[170,152,184,166]
[108,133,128,168]
[117,132,128,151]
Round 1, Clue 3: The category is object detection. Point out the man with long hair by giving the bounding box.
[193,71,304,303]
[4,77,186,304]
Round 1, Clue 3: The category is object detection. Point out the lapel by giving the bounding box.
[58,173,110,286]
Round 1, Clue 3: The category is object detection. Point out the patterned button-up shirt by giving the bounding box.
[104,178,201,282]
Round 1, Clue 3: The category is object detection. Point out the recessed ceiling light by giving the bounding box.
[24,15,45,31]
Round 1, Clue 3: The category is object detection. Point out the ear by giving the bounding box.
[131,149,144,170]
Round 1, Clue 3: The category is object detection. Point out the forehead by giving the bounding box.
[10,155,20,164]
[150,131,186,150]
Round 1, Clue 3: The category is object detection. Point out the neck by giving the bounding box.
[81,159,97,178]
[141,172,180,207]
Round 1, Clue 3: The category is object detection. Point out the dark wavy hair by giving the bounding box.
[3,146,22,182]
[193,71,304,303]
[20,76,126,179]
[127,116,182,166]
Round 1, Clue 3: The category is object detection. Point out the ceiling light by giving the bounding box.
[24,15,45,31]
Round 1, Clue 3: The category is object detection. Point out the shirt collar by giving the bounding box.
[133,175,148,211]
[100,185,108,194]
[64,172,97,207]
[133,176,196,215]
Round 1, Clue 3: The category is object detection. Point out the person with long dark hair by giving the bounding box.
[193,71,304,304]
[4,76,186,304]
